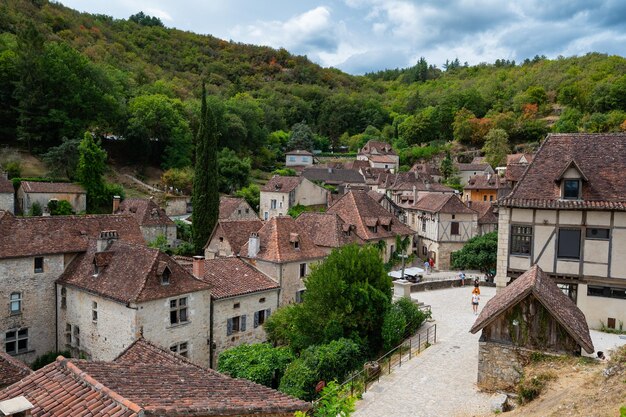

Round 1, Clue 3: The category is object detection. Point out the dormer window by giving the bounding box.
[563,179,580,200]
[93,261,99,276]
[293,240,300,249]
[162,267,171,285]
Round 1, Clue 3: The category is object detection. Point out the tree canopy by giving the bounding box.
[451,232,498,273]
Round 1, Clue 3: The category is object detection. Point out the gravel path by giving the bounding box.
[354,285,496,417]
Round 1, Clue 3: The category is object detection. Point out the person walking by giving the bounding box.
[459,271,466,286]
[471,289,480,315]
[424,259,430,274]
[428,257,435,271]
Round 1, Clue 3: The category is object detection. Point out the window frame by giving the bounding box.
[450,221,460,236]
[5,328,29,355]
[270,199,277,209]
[562,179,581,200]
[510,225,533,256]
[92,301,98,322]
[557,228,581,260]
[585,228,610,240]
[170,342,189,358]
[299,263,306,278]
[9,292,22,315]
[169,297,189,326]
[161,267,171,285]
[34,257,44,273]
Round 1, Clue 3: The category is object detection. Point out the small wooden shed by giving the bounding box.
[470,265,594,390]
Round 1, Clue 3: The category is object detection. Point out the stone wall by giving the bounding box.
[141,224,177,246]
[411,278,496,292]
[0,192,14,213]
[252,259,321,306]
[477,341,534,391]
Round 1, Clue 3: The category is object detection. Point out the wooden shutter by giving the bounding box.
[241,315,247,331]
[254,311,259,328]
[227,318,233,336]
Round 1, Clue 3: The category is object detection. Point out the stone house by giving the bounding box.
[285,150,314,167]
[409,162,443,183]
[189,257,280,368]
[463,174,506,203]
[204,219,264,258]
[384,172,455,206]
[0,338,309,416]
[57,235,212,366]
[295,212,363,254]
[17,181,86,214]
[260,176,327,220]
[496,133,626,330]
[455,163,494,186]
[468,201,498,236]
[402,193,478,269]
[0,173,13,214]
[470,265,594,391]
[327,191,415,263]
[357,140,399,172]
[241,216,327,305]
[301,166,366,194]
[0,212,144,364]
[219,196,258,220]
[0,351,31,389]
[114,197,177,246]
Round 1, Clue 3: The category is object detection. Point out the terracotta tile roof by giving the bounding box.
[456,163,492,172]
[409,163,441,176]
[412,193,476,215]
[327,191,414,241]
[468,201,497,224]
[115,338,208,370]
[0,212,144,260]
[261,175,302,192]
[193,257,279,299]
[358,140,397,156]
[0,351,32,389]
[501,133,626,210]
[506,153,534,164]
[116,198,175,227]
[219,196,250,219]
[505,163,529,183]
[344,160,371,171]
[205,218,264,254]
[0,357,140,417]
[389,172,455,193]
[367,190,385,203]
[19,181,85,194]
[0,175,12,194]
[286,150,313,156]
[58,240,210,304]
[241,216,327,263]
[470,265,594,354]
[302,167,365,184]
[296,212,363,248]
[464,174,505,190]
[368,154,396,164]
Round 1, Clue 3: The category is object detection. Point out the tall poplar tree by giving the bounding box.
[192,84,221,253]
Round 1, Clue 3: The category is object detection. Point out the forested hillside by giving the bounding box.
[1,0,625,174]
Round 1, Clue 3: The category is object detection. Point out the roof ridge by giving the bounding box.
[134,248,169,302]
[57,356,143,415]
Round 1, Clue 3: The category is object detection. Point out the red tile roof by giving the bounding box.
[501,133,626,210]
[464,174,505,190]
[358,140,397,156]
[470,265,594,354]
[19,181,85,194]
[368,154,396,164]
[296,212,363,248]
[115,338,207,370]
[115,198,175,227]
[504,163,529,183]
[205,218,264,255]
[219,196,252,219]
[241,216,326,263]
[0,212,144,259]
[193,258,279,299]
[0,351,31,389]
[506,153,534,164]
[327,191,414,241]
[58,240,210,304]
[412,193,476,215]
[0,176,12,194]
[261,175,302,192]
[468,201,498,224]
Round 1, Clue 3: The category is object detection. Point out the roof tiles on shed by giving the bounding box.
[20,181,85,194]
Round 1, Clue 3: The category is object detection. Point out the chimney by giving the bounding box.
[0,396,34,416]
[248,232,260,258]
[97,230,119,252]
[112,195,121,213]
[192,255,205,278]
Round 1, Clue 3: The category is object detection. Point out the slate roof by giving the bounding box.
[0,175,12,194]
[411,193,476,215]
[205,218,264,255]
[501,133,626,210]
[19,181,85,194]
[358,140,397,156]
[327,191,414,241]
[58,240,210,304]
[470,265,594,354]
[456,163,492,172]
[464,174,505,190]
[219,196,252,219]
[468,201,498,224]
[241,216,327,263]
[0,357,140,417]
[302,167,365,184]
[0,212,144,259]
[193,257,279,299]
[115,198,175,227]
[0,351,32,389]
[296,212,363,248]
[261,175,302,193]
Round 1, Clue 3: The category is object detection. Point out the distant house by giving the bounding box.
[463,174,506,203]
[468,201,498,236]
[409,162,442,183]
[17,181,86,214]
[455,163,494,186]
[114,198,177,246]
[0,172,13,214]
[385,172,455,206]
[260,176,327,220]
[470,265,594,390]
[204,219,264,258]
[219,196,258,220]
[301,166,366,193]
[502,153,534,192]
[0,338,309,416]
[241,216,327,305]
[295,212,363,254]
[285,150,314,167]
[357,140,399,172]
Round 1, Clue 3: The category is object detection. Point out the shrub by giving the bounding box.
[279,357,317,400]
[218,343,294,389]
[272,168,297,176]
[381,304,406,351]
[48,199,74,215]
[516,372,556,404]
[28,202,43,216]
[395,297,430,337]
[31,350,71,370]
[162,167,194,194]
[3,161,21,179]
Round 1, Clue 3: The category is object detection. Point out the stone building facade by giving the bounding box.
[219,196,259,220]
[114,198,177,246]
[260,176,327,220]
[17,181,86,214]
[204,219,264,258]
[0,173,13,214]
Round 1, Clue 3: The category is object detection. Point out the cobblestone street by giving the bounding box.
[354,285,496,417]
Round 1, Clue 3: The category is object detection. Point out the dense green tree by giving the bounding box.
[192,86,221,253]
[129,11,164,27]
[234,183,260,211]
[381,303,406,351]
[77,132,107,212]
[286,121,314,151]
[218,343,294,389]
[42,137,81,180]
[217,147,251,193]
[451,231,498,273]
[482,128,510,168]
[453,108,476,144]
[439,151,454,181]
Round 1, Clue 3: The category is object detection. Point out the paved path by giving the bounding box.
[354,286,496,417]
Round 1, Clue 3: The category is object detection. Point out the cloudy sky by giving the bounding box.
[59,0,626,74]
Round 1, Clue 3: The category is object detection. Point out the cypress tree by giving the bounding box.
[192,84,221,253]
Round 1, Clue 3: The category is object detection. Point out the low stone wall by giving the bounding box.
[410,278,496,292]
[477,341,534,391]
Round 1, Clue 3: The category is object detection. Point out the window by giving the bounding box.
[254,309,271,327]
[170,297,188,325]
[65,324,72,345]
[238,209,241,215]
[299,263,306,278]
[5,328,28,355]
[93,260,99,276]
[557,283,577,302]
[161,267,171,285]
[368,225,378,233]
[92,301,98,322]
[264,212,269,220]
[9,292,22,314]
[296,290,306,303]
[74,326,80,347]
[510,225,533,255]
[586,228,610,240]
[557,229,581,259]
[61,287,67,309]
[489,195,494,202]
[451,215,456,220]
[483,195,487,201]
[270,199,277,209]
[563,179,580,199]
[422,246,427,256]
[302,157,309,163]
[233,302,240,309]
[227,315,246,335]
[279,201,283,208]
[170,342,189,358]
[289,156,296,162]
[588,286,626,300]
[34,257,43,273]
[245,208,250,214]
[259,297,266,303]
[451,222,460,235]
[421,218,426,232]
